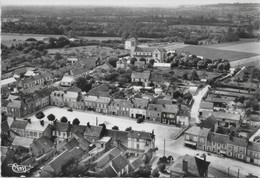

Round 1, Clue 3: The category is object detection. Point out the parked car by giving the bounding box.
[137,117,144,123]
[67,108,73,112]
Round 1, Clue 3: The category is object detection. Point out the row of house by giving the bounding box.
[184,125,260,166]
[2,87,54,118]
[50,86,190,126]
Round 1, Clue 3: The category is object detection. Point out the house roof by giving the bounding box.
[200,101,214,110]
[61,75,74,83]
[131,71,150,80]
[41,72,53,78]
[168,155,210,177]
[64,138,80,151]
[131,97,149,109]
[10,120,28,130]
[185,126,210,138]
[1,77,17,86]
[2,100,9,107]
[66,86,81,93]
[7,99,22,108]
[114,99,132,107]
[84,95,111,104]
[210,112,240,121]
[198,115,218,129]
[228,137,248,147]
[128,130,152,140]
[88,84,110,97]
[131,156,144,170]
[70,124,86,134]
[147,103,163,111]
[162,104,179,113]
[70,67,88,76]
[111,155,128,173]
[207,132,229,144]
[84,125,103,138]
[135,47,155,53]
[1,120,10,133]
[247,142,260,152]
[150,74,164,82]
[53,122,70,132]
[12,136,34,149]
[101,165,117,177]
[30,136,54,156]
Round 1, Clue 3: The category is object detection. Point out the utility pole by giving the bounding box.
[96,117,98,126]
[237,169,240,178]
[164,139,165,156]
[227,167,229,176]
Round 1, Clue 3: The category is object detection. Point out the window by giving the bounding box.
[218,143,220,147]
[193,136,198,142]
[34,132,37,137]
[186,135,190,140]
[30,132,33,136]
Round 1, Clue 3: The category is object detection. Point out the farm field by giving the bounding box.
[173,45,259,61]
[206,41,260,54]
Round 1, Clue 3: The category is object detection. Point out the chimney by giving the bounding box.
[182,159,188,172]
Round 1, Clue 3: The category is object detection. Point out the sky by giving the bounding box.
[1,0,259,7]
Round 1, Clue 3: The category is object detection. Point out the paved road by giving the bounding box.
[190,85,210,124]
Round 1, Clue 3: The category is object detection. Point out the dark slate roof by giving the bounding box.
[247,142,260,152]
[185,126,210,138]
[198,115,218,129]
[64,138,80,151]
[70,124,87,134]
[88,84,110,97]
[228,137,248,147]
[1,120,10,133]
[111,155,128,173]
[53,122,70,132]
[84,125,103,138]
[168,155,210,177]
[131,156,144,170]
[114,99,132,108]
[207,133,229,144]
[30,136,54,156]
[131,98,149,109]
[2,100,9,107]
[147,103,163,111]
[131,71,150,80]
[66,86,82,93]
[101,165,117,177]
[10,120,28,130]
[128,130,152,140]
[150,74,164,82]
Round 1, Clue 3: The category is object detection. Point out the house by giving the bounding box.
[129,98,149,119]
[67,57,78,64]
[168,155,210,177]
[176,109,190,127]
[69,67,89,79]
[1,120,10,136]
[200,111,241,127]
[131,71,150,86]
[88,84,111,97]
[127,130,155,155]
[246,142,260,165]
[10,120,28,137]
[60,75,75,87]
[116,58,128,69]
[132,47,166,63]
[161,104,179,124]
[94,146,126,169]
[84,95,111,113]
[63,86,83,109]
[109,99,131,117]
[125,37,137,50]
[146,104,162,122]
[184,126,210,151]
[227,137,248,160]
[12,136,34,150]
[1,99,9,113]
[25,120,52,139]
[84,125,105,143]
[96,62,114,71]
[40,147,84,177]
[111,155,129,176]
[149,73,164,87]
[1,77,17,88]
[199,101,214,111]
[7,99,28,117]
[52,122,70,143]
[72,131,91,152]
[17,75,45,89]
[197,115,218,131]
[206,132,229,155]
[50,90,65,107]
[41,72,53,83]
[30,136,54,157]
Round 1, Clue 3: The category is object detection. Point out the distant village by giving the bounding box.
[1,37,260,177]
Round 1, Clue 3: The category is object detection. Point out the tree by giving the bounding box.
[76,77,93,92]
[108,57,118,68]
[47,114,56,122]
[149,59,155,66]
[36,111,45,120]
[72,118,80,125]
[60,116,68,123]
[125,127,132,131]
[112,126,119,130]
[54,52,62,60]
[190,70,199,80]
[130,58,137,65]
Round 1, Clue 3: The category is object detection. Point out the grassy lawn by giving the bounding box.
[175,45,259,61]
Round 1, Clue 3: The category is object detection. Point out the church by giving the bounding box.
[125,38,167,63]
